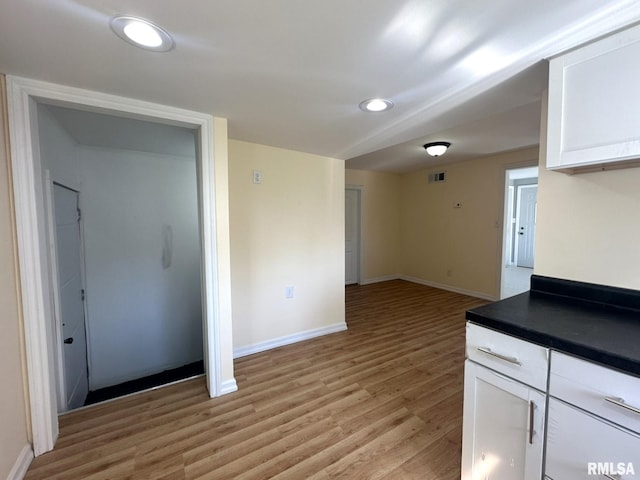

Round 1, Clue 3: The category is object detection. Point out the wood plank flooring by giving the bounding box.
[25,280,488,480]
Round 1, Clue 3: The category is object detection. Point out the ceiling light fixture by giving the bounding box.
[359,98,394,112]
[110,16,175,52]
[423,142,451,157]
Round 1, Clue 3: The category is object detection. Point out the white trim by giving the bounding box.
[220,378,238,395]
[44,172,67,412]
[6,75,231,455]
[350,274,497,301]
[7,76,59,455]
[233,323,348,359]
[401,275,498,301]
[360,275,401,285]
[7,444,33,480]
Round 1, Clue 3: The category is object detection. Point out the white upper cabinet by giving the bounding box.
[547,24,640,173]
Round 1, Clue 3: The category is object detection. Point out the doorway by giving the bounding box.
[500,167,538,299]
[345,187,362,285]
[41,104,206,411]
[7,76,234,456]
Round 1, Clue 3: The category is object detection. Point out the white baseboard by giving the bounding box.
[401,275,497,301]
[234,323,348,359]
[219,378,238,395]
[7,444,33,480]
[359,275,401,285]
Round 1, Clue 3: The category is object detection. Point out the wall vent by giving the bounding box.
[428,171,446,183]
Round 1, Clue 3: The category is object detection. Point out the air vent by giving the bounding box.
[428,171,446,183]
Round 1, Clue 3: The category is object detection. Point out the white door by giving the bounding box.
[461,361,545,480]
[516,185,537,268]
[53,184,89,411]
[345,188,360,285]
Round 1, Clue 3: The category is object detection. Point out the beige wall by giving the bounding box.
[536,91,640,289]
[228,140,345,351]
[345,169,401,282]
[399,148,539,299]
[0,75,30,478]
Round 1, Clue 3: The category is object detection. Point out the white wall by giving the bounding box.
[79,146,202,389]
[38,105,204,390]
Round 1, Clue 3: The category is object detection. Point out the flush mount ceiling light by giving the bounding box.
[110,16,175,52]
[359,98,394,112]
[423,142,451,157]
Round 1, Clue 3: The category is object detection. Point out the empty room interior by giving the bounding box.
[2,2,640,480]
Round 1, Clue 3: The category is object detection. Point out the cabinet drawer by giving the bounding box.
[550,352,640,434]
[546,398,640,480]
[466,323,549,391]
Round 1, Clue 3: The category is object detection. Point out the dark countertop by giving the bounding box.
[466,275,640,377]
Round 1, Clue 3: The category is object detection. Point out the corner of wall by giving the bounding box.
[212,117,235,387]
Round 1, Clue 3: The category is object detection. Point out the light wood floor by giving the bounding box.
[26,280,488,480]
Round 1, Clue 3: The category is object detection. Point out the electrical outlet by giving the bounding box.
[285,285,294,298]
[253,170,263,184]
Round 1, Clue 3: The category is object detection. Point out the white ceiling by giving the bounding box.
[2,1,640,172]
[44,105,197,158]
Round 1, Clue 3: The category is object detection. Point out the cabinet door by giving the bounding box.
[547,23,640,172]
[462,361,545,480]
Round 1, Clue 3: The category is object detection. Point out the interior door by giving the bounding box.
[53,183,89,411]
[345,188,360,285]
[516,185,537,268]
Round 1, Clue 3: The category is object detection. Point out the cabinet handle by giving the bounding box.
[529,400,534,445]
[603,474,620,480]
[605,396,640,416]
[476,347,522,366]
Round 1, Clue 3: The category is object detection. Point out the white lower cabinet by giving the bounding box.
[461,360,546,480]
[463,323,640,480]
[545,398,640,480]
[546,351,640,480]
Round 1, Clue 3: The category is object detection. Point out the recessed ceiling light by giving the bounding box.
[110,16,175,52]
[359,98,394,112]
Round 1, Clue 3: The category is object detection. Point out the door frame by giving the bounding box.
[345,185,363,285]
[497,163,538,299]
[6,76,234,455]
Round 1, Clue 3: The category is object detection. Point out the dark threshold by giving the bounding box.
[84,360,204,406]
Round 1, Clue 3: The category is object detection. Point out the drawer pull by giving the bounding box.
[605,396,640,416]
[529,400,535,444]
[476,347,521,366]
